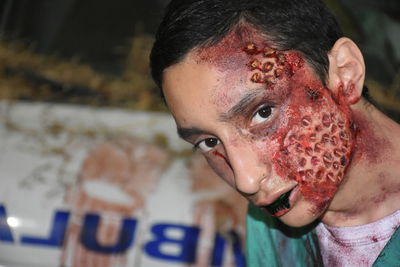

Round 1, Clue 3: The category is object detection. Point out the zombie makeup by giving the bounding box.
[278,104,354,214]
[243,42,356,216]
[351,111,390,165]
[192,24,356,217]
[213,150,230,165]
[195,25,275,108]
[243,42,304,89]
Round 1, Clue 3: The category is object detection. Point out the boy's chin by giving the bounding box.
[277,202,326,228]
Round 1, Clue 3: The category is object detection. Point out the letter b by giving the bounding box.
[144,223,200,263]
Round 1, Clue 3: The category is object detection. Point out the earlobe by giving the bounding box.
[327,37,365,105]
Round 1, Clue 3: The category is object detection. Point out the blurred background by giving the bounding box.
[0,1,399,267]
[0,0,399,117]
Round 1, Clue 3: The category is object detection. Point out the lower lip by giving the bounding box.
[273,208,289,217]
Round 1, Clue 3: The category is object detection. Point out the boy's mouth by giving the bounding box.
[265,189,293,215]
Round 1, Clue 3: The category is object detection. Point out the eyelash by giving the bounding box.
[194,137,220,152]
[251,105,274,124]
[193,105,274,152]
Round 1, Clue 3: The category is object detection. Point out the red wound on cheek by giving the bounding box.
[272,99,355,209]
[213,150,229,163]
[239,40,357,212]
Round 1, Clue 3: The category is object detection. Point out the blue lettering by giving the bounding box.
[211,231,246,267]
[80,214,137,254]
[230,231,246,267]
[211,234,225,266]
[144,223,200,263]
[21,211,69,247]
[0,205,14,243]
[1,204,246,266]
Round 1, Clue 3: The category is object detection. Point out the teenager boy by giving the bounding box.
[150,0,400,265]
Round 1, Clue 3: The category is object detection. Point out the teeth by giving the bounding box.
[282,197,290,209]
[265,189,293,215]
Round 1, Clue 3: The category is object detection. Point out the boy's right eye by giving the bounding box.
[251,105,273,124]
[195,138,220,152]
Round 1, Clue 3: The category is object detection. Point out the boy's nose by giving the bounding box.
[225,142,267,195]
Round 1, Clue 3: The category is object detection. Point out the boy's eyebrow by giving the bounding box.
[219,90,263,122]
[177,126,205,141]
[177,89,267,140]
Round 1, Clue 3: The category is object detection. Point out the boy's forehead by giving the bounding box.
[164,54,249,106]
[165,23,309,125]
[194,24,269,70]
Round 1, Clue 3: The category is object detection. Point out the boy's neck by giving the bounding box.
[321,101,400,227]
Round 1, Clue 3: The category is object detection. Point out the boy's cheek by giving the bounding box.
[204,154,235,187]
[269,91,354,209]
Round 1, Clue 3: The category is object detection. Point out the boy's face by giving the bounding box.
[162,31,355,227]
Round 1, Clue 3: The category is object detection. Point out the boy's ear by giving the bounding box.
[327,37,365,105]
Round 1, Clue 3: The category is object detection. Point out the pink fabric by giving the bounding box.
[316,209,400,267]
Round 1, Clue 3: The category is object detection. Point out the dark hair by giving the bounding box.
[151,0,343,91]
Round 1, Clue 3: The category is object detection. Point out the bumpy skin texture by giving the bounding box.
[243,43,355,213]
[244,43,303,88]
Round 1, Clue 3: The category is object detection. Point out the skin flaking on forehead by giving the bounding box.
[195,24,269,70]
[193,24,277,109]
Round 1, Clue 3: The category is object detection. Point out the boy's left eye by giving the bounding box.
[195,138,220,152]
[252,106,273,124]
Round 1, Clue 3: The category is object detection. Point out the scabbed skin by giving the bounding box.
[243,42,355,214]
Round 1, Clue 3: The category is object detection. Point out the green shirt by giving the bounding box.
[246,204,400,267]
